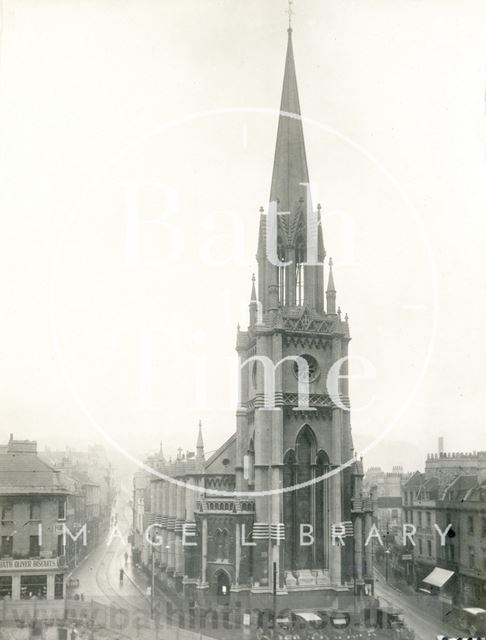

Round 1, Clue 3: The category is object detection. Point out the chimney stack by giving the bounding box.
[438,437,444,455]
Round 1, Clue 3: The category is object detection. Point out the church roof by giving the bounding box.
[204,433,236,475]
[270,28,309,215]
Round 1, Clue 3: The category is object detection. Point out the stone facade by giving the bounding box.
[133,25,374,610]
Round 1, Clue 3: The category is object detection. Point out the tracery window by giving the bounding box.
[277,243,287,306]
[295,238,305,306]
[283,426,330,572]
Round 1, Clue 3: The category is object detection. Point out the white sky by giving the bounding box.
[0,0,485,472]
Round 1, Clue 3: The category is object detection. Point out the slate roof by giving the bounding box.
[0,452,70,495]
[443,474,478,501]
[403,471,425,489]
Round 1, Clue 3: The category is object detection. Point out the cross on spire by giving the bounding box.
[286,0,294,30]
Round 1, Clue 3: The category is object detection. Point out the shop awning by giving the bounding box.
[294,612,322,622]
[463,608,486,616]
[422,567,454,588]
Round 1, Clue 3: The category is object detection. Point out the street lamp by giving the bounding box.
[385,548,391,583]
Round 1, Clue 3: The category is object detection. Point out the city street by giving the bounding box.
[69,485,155,637]
[374,570,461,640]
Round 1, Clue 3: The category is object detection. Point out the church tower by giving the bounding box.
[235,24,373,603]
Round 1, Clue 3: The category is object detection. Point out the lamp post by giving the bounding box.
[150,533,155,619]
[385,548,391,583]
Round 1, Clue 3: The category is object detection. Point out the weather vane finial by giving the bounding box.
[286,0,294,30]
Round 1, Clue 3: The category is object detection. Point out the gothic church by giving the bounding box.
[138,24,374,610]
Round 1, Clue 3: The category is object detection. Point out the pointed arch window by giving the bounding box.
[315,450,330,569]
[277,243,287,306]
[283,426,315,571]
[295,238,305,306]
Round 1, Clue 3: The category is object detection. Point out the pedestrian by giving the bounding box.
[119,567,124,585]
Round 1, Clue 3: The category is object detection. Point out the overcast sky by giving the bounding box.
[0,0,485,472]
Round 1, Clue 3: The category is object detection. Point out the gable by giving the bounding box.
[204,434,236,476]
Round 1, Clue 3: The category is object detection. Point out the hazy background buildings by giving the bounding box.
[0,1,485,472]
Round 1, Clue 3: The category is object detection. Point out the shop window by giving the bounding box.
[54,574,64,599]
[1,536,13,557]
[0,576,12,600]
[20,575,47,600]
[29,535,40,557]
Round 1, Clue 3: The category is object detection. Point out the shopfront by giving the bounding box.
[0,558,65,601]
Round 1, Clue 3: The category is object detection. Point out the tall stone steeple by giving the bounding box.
[270,27,309,214]
[232,18,367,605]
[256,27,325,314]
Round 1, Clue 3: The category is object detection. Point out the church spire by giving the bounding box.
[196,419,205,461]
[269,26,309,214]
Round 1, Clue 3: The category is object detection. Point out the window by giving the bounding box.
[426,512,431,528]
[57,534,64,557]
[468,515,474,535]
[469,546,475,569]
[391,509,399,519]
[277,244,287,306]
[482,516,486,537]
[417,512,422,527]
[1,503,13,522]
[20,575,46,600]
[0,576,12,600]
[58,499,66,521]
[29,535,40,557]
[0,536,12,557]
[295,238,305,306]
[54,574,64,599]
[427,540,432,557]
[418,538,423,555]
[29,502,41,521]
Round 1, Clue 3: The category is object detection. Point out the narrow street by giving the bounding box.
[374,570,460,640]
[69,483,154,637]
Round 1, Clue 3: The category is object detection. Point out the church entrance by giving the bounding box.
[213,570,231,597]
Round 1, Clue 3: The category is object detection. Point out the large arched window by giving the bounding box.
[283,426,315,571]
[295,427,314,569]
[283,426,330,573]
[283,449,297,570]
[315,450,330,569]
